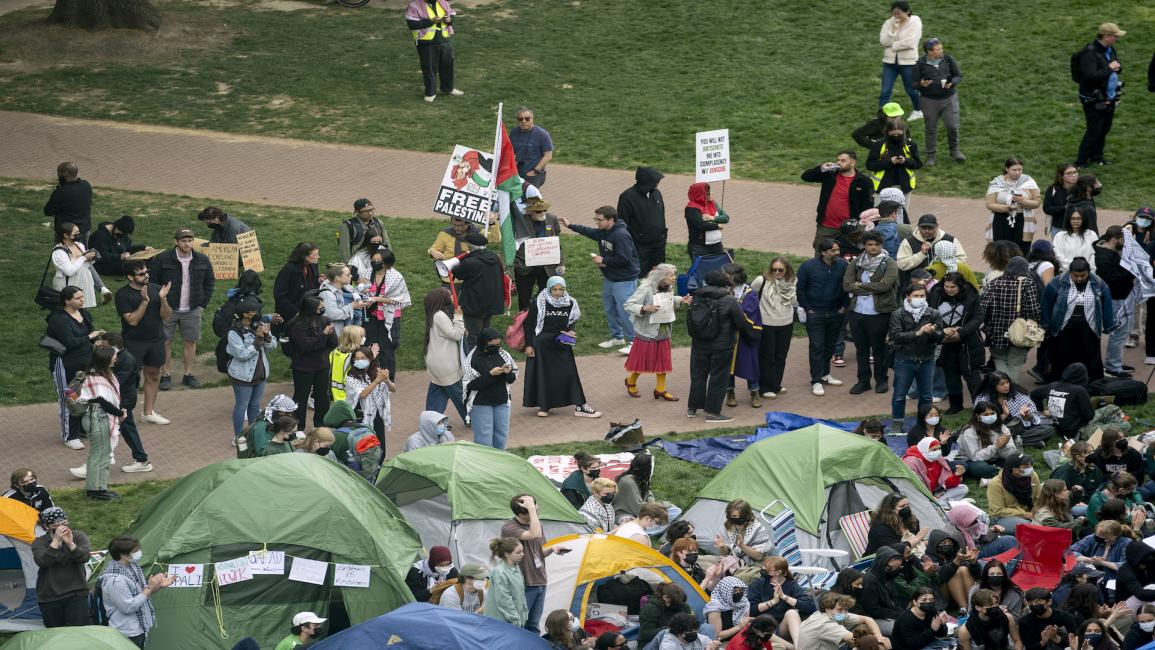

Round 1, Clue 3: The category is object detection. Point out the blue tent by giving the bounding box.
[311,602,553,650]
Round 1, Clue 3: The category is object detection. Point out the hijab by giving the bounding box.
[534,277,581,336]
[686,182,716,216]
[947,501,989,549]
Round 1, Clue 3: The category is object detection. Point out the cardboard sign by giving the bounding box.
[650,292,676,324]
[695,129,731,182]
[587,602,628,626]
[333,564,371,588]
[206,243,239,280]
[288,557,328,585]
[236,230,264,273]
[524,236,561,267]
[126,248,160,261]
[433,144,495,225]
[247,550,285,575]
[167,564,205,588]
[214,558,253,587]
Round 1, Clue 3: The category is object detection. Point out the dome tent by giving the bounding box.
[0,625,139,649]
[375,442,588,566]
[125,454,421,650]
[0,499,41,633]
[679,424,954,568]
[311,602,552,649]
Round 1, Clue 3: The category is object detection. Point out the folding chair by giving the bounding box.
[838,511,873,561]
[759,501,848,590]
[1003,524,1076,591]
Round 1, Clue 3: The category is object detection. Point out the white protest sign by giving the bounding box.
[247,550,285,575]
[167,564,204,588]
[214,558,252,587]
[288,557,328,586]
[695,129,731,182]
[433,145,495,225]
[587,602,628,626]
[333,564,371,588]
[524,236,561,267]
[650,292,676,324]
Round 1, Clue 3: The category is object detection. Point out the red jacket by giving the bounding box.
[902,445,961,492]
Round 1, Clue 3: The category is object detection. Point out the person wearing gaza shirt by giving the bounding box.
[115,260,173,426]
[801,151,874,253]
[501,494,572,632]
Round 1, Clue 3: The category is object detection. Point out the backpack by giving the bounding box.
[211,299,237,338]
[214,336,232,374]
[686,293,721,339]
[89,575,109,625]
[64,372,89,416]
[1077,404,1131,442]
[505,310,529,351]
[1088,377,1148,406]
[341,425,382,481]
[1071,45,1092,84]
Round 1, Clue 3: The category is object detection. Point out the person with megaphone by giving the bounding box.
[451,233,507,354]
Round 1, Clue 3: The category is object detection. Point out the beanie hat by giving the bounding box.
[428,546,452,567]
[113,215,135,234]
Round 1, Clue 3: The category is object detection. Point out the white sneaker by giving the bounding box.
[64,438,85,450]
[1146,356,1155,365]
[932,395,945,403]
[778,388,788,395]
[448,89,465,96]
[761,391,777,399]
[121,462,153,473]
[69,465,86,479]
[812,383,825,396]
[821,375,843,386]
[908,110,924,121]
[423,95,436,103]
[598,338,626,349]
[980,478,991,488]
[618,344,632,356]
[139,411,170,425]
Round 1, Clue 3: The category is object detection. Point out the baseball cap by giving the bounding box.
[881,102,904,118]
[1071,563,1104,579]
[292,611,327,626]
[917,214,938,227]
[174,228,195,240]
[353,198,372,211]
[459,562,489,579]
[1135,206,1154,220]
[1098,23,1126,37]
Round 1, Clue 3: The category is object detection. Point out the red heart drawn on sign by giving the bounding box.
[185,566,196,574]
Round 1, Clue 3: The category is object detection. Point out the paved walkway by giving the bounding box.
[0,110,1141,489]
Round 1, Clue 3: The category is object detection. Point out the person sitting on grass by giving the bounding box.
[1086,471,1145,530]
[746,555,815,646]
[560,452,602,509]
[955,401,1019,480]
[579,477,618,533]
[1050,441,1103,519]
[261,415,299,456]
[612,502,668,546]
[639,582,693,646]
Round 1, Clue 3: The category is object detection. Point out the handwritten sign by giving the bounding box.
[587,602,628,626]
[167,564,204,588]
[214,558,252,587]
[333,563,371,588]
[288,557,328,585]
[650,292,676,324]
[206,243,239,280]
[527,453,635,484]
[524,236,561,267]
[433,144,495,225]
[236,230,264,273]
[247,550,285,575]
[695,129,731,183]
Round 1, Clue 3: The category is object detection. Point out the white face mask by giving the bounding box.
[131,549,143,562]
[570,616,581,631]
[360,338,367,346]
[909,297,927,309]
[1020,467,1034,477]
[1141,621,1155,633]
[980,414,998,425]
[925,416,940,426]
[353,359,370,370]
[435,564,452,575]
[924,450,943,461]
[472,579,486,590]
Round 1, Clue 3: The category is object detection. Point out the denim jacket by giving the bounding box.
[1041,273,1115,336]
[226,328,278,383]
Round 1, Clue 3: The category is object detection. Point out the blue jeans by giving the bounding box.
[874,221,900,259]
[1105,305,1131,372]
[231,382,266,436]
[880,63,920,110]
[602,278,637,342]
[977,534,1018,560]
[908,366,946,398]
[524,584,546,632]
[470,403,510,450]
[892,358,934,420]
[426,382,468,424]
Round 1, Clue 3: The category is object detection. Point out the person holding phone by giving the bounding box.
[225,296,278,438]
[985,157,1041,254]
[463,328,518,449]
[502,494,571,632]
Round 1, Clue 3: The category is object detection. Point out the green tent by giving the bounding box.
[125,454,421,650]
[680,425,950,563]
[376,442,588,566]
[0,625,139,649]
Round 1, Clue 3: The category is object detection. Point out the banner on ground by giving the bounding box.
[434,145,495,225]
[695,129,730,182]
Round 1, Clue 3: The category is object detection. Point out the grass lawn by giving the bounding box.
[2,178,803,405]
[0,1,1152,208]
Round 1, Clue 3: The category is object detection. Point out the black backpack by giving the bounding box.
[214,336,232,374]
[211,300,236,338]
[1070,44,1092,84]
[88,575,109,625]
[686,294,721,339]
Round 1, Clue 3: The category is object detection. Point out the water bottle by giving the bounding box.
[236,436,248,453]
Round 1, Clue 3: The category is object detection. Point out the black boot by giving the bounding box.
[944,393,964,416]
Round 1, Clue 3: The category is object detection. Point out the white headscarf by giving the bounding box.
[534,276,581,336]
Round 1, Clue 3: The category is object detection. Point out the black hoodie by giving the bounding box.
[923,529,974,584]
[1030,364,1095,437]
[859,546,904,621]
[454,248,506,316]
[616,167,666,246]
[1116,539,1155,603]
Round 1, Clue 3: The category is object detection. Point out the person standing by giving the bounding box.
[512,197,565,312]
[878,0,924,120]
[50,222,111,310]
[502,494,571,632]
[150,228,215,391]
[464,328,518,449]
[422,287,468,424]
[624,264,682,401]
[1041,257,1114,382]
[427,216,502,267]
[30,507,91,628]
[115,260,172,426]
[844,232,898,395]
[453,233,507,354]
[801,152,875,252]
[522,277,601,418]
[797,240,849,396]
[485,537,529,629]
[980,257,1041,376]
[226,296,278,437]
[889,284,945,434]
[96,333,152,474]
[684,183,728,261]
[1074,23,1126,167]
[46,287,97,448]
[1093,226,1137,378]
[895,214,967,287]
[617,167,667,277]
[196,206,251,245]
[101,535,174,648]
[339,199,388,261]
[287,296,338,430]
[985,157,1041,254]
[750,258,797,400]
[43,162,92,244]
[405,0,463,102]
[866,117,922,210]
[509,107,553,189]
[273,242,321,333]
[560,207,640,355]
[915,38,965,166]
[1042,164,1087,238]
[929,272,984,414]
[686,270,757,423]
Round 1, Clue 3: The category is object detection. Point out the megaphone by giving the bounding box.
[436,252,469,280]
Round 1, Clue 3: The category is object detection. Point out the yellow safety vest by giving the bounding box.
[329,349,352,401]
[413,2,450,42]
[868,142,917,191]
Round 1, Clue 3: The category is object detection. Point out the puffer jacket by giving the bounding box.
[879,14,923,66]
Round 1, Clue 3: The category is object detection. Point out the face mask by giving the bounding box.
[980,414,998,425]
[472,579,486,590]
[436,424,448,436]
[925,416,940,426]
[987,575,1005,588]
[910,297,927,309]
[1029,604,1047,616]
[1116,439,1129,451]
[131,550,143,562]
[919,602,937,614]
[600,494,615,504]
[1020,467,1033,477]
[1085,633,1102,645]
[353,359,370,370]
[732,590,746,602]
[938,545,958,561]
[1139,218,1153,229]
[1093,535,1106,545]
[833,612,847,622]
[684,553,699,565]
[586,469,601,479]
[483,344,500,354]
[924,450,943,461]
[435,565,452,575]
[371,261,385,270]
[19,482,36,494]
[1140,621,1155,633]
[570,617,581,631]
[314,447,330,456]
[729,516,746,525]
[681,633,699,644]
[898,506,912,519]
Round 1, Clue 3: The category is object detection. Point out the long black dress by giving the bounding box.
[522,299,587,410]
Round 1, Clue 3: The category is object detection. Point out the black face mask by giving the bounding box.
[314,447,330,456]
[1029,604,1047,616]
[1115,439,1129,451]
[684,553,699,565]
[681,633,698,644]
[371,261,385,270]
[1093,535,1106,545]
[208,222,223,230]
[885,566,903,576]
[19,483,37,495]
[586,469,601,479]
[482,344,500,354]
[729,516,747,525]
[898,506,912,519]
[987,575,1005,588]
[937,544,958,561]
[600,494,615,504]
[919,602,937,614]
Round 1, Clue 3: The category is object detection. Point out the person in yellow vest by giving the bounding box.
[405,0,464,103]
[866,117,922,211]
[329,324,365,403]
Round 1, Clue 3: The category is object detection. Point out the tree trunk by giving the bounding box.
[47,0,162,31]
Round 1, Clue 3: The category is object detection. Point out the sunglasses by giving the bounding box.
[517,116,532,122]
[771,268,786,273]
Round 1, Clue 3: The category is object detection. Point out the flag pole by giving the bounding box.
[490,102,504,211]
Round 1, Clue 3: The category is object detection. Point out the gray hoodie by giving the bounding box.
[404,411,453,452]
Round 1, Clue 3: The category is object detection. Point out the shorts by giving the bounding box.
[126,339,166,369]
[164,307,204,342]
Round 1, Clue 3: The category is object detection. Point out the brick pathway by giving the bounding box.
[0,110,1140,488]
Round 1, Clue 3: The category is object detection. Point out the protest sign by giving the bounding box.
[247,550,285,575]
[433,145,495,225]
[333,564,371,588]
[214,558,252,587]
[288,557,328,585]
[695,129,731,183]
[650,292,676,324]
[167,564,204,588]
[236,230,264,273]
[524,236,561,267]
[206,243,239,280]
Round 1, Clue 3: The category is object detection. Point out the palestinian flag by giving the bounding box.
[491,107,523,264]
